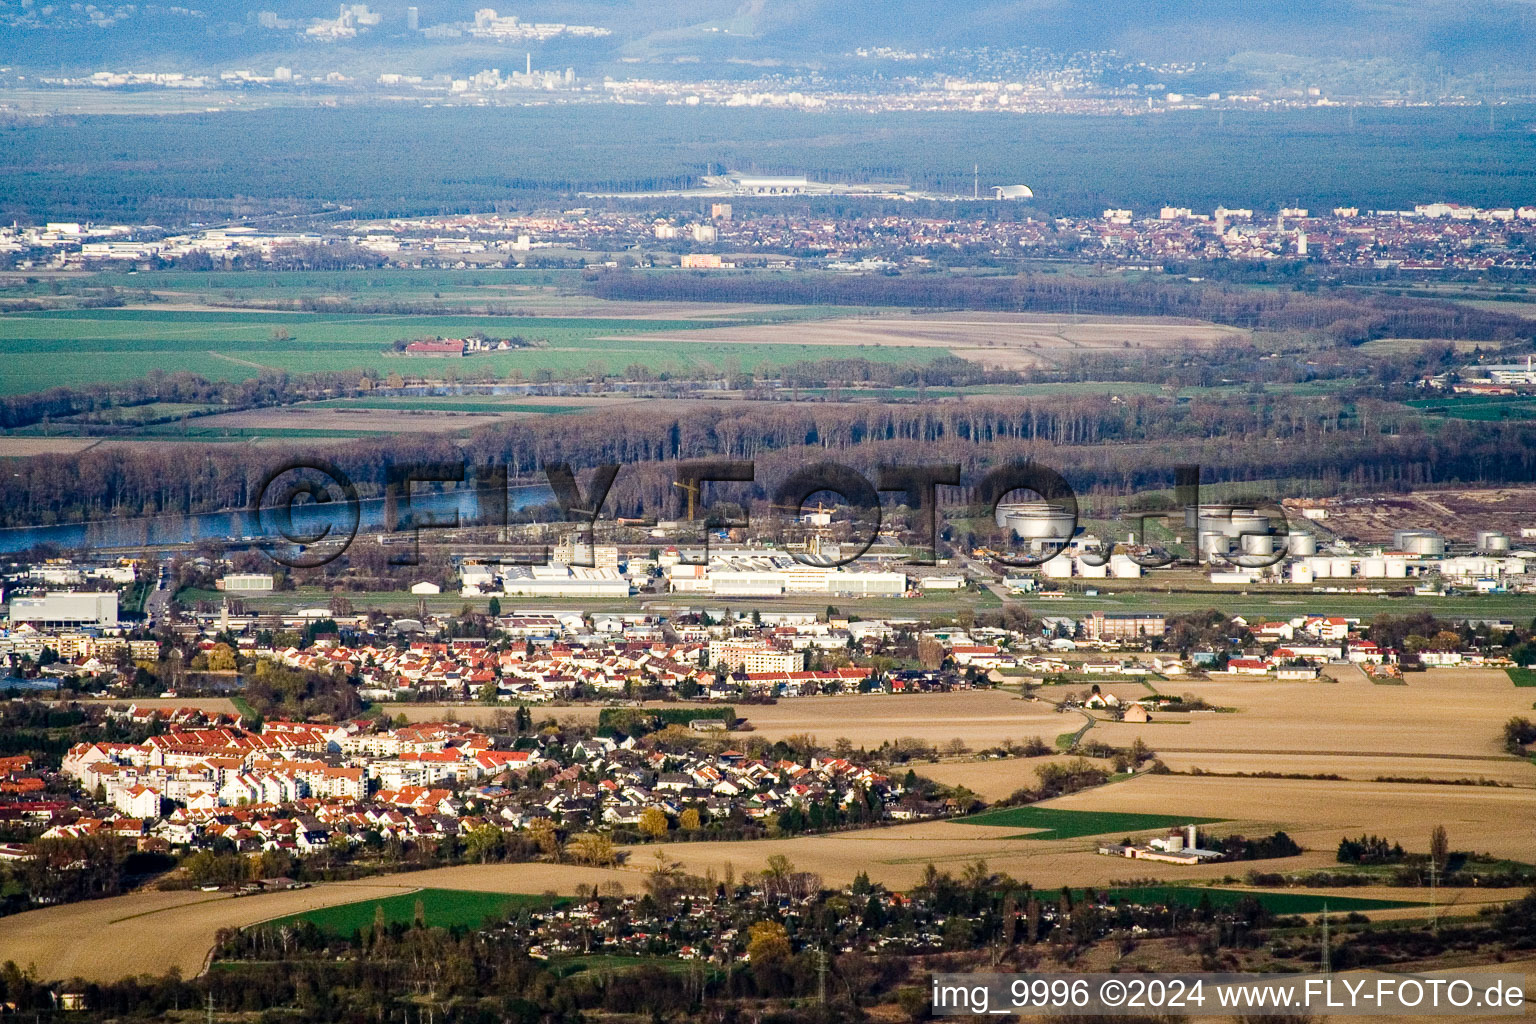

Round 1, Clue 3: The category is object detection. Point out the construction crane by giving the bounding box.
[672,479,701,521]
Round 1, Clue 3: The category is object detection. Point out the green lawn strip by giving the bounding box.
[952,806,1223,840]
[309,399,588,414]
[1508,668,1536,687]
[1037,885,1424,915]
[544,955,705,978]
[262,888,558,936]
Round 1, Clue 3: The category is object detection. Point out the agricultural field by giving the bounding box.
[1406,394,1536,421]
[10,669,1530,985]
[0,305,950,396]
[0,863,632,984]
[953,806,1223,840]
[618,311,1245,371]
[722,689,1066,749]
[1042,885,1421,915]
[0,437,104,457]
[264,887,553,936]
[1087,667,1536,763]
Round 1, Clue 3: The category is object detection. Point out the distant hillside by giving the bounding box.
[3,0,1536,71]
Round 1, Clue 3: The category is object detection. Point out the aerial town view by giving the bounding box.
[1,3,1536,1022]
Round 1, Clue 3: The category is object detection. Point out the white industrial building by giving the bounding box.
[664,554,905,597]
[218,573,275,593]
[8,592,119,629]
[459,562,630,598]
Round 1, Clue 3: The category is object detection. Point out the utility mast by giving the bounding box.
[973,164,979,200]
[1430,859,1438,935]
[1319,903,1331,975]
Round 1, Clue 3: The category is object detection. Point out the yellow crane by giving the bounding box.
[672,479,701,521]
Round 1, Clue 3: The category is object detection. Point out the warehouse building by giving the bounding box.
[7,592,119,630]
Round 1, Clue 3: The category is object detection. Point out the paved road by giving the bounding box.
[145,562,171,626]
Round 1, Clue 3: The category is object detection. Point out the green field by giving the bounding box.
[1043,885,1423,915]
[1510,668,1536,687]
[212,583,1534,624]
[263,888,554,936]
[308,398,591,414]
[1405,395,1536,421]
[546,955,704,978]
[954,807,1224,840]
[0,307,951,395]
[1008,588,1536,621]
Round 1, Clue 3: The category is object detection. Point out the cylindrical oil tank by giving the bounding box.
[1386,557,1408,578]
[1230,510,1273,540]
[1287,533,1318,556]
[1395,530,1445,556]
[1360,556,1387,578]
[1041,552,1074,578]
[1109,554,1143,578]
[1330,557,1353,577]
[996,501,1075,541]
[1241,533,1276,557]
[1188,503,1242,536]
[1291,563,1314,584]
[1478,531,1511,553]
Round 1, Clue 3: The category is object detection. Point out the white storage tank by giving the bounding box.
[1395,530,1446,557]
[1231,510,1273,541]
[1042,552,1074,578]
[997,501,1075,541]
[1241,534,1276,557]
[1109,554,1144,579]
[1477,531,1511,553]
[1287,533,1318,557]
[1330,557,1354,578]
[1307,555,1334,577]
[1290,563,1315,584]
[1076,557,1109,579]
[1360,556,1387,578]
[1386,557,1409,579]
